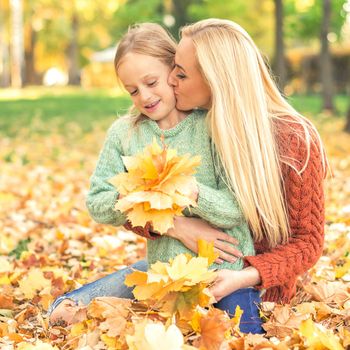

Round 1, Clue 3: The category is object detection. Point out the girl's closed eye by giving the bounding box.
[147,80,157,87]
[130,89,138,96]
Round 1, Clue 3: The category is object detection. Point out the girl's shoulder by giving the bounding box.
[107,115,135,136]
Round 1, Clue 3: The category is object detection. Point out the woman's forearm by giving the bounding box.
[238,266,261,289]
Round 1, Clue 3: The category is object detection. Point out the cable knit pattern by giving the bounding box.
[86,110,255,271]
[244,117,326,303]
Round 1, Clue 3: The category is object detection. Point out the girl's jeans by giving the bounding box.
[49,259,264,334]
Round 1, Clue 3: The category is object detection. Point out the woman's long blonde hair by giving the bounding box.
[181,19,327,248]
[114,23,176,124]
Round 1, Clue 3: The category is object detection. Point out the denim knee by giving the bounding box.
[48,259,148,315]
[214,288,264,334]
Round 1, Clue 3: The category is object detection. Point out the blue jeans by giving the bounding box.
[48,260,148,315]
[215,288,264,334]
[49,260,264,334]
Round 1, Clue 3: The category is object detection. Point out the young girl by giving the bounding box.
[49,23,263,333]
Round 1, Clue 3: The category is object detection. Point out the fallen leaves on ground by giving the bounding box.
[0,119,349,349]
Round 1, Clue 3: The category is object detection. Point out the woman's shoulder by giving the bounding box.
[274,114,320,149]
[274,114,325,174]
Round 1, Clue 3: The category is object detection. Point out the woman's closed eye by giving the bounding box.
[176,73,186,80]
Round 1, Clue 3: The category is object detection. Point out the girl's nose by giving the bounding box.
[139,88,152,103]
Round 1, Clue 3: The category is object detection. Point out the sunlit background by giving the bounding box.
[0,0,349,96]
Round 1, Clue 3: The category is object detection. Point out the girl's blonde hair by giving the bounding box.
[114,23,176,124]
[181,18,327,248]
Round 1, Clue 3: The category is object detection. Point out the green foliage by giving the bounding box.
[0,88,348,137]
[9,238,31,259]
[0,89,131,136]
[110,0,165,39]
[188,0,274,54]
[285,0,347,43]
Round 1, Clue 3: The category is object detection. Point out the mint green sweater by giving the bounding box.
[86,110,255,270]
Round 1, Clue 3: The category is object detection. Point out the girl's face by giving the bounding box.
[117,53,177,122]
[168,37,212,111]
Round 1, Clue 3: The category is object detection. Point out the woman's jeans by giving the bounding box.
[49,259,264,334]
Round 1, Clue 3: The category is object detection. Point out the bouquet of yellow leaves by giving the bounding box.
[109,137,201,234]
[124,240,219,321]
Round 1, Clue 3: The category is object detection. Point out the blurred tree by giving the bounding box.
[168,0,203,39]
[345,103,350,133]
[0,0,10,87]
[66,6,80,85]
[189,0,275,55]
[320,0,335,112]
[10,0,24,87]
[285,0,346,44]
[274,0,286,91]
[111,0,164,40]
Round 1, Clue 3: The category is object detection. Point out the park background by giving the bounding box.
[1,0,350,349]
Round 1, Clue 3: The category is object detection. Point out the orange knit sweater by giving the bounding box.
[244,117,326,303]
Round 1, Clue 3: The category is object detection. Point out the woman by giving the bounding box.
[165,18,327,303]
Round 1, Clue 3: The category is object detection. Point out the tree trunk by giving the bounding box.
[320,0,334,112]
[170,0,189,40]
[24,24,38,85]
[344,102,350,133]
[274,0,286,92]
[10,0,24,88]
[67,11,80,85]
[170,0,202,40]
[0,1,10,87]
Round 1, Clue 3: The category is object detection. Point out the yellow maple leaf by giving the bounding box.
[18,268,52,299]
[109,138,201,234]
[300,318,344,350]
[165,254,216,286]
[231,305,244,331]
[126,319,188,350]
[17,340,59,350]
[198,239,219,266]
[125,254,216,319]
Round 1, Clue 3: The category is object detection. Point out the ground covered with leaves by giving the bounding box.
[0,115,349,349]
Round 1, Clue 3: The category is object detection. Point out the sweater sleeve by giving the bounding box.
[86,122,127,226]
[244,129,326,290]
[189,178,245,229]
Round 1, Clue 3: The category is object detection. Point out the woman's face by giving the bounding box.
[168,37,212,111]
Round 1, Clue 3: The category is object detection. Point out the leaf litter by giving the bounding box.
[0,122,349,349]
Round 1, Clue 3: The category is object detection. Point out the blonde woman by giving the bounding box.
[166,18,327,305]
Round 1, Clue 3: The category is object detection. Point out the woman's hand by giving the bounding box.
[209,267,262,301]
[166,216,243,264]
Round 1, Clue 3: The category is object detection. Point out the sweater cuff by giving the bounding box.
[244,255,281,290]
[191,182,211,217]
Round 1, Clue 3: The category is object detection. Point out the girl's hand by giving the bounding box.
[209,267,262,301]
[167,216,243,264]
[123,221,159,240]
